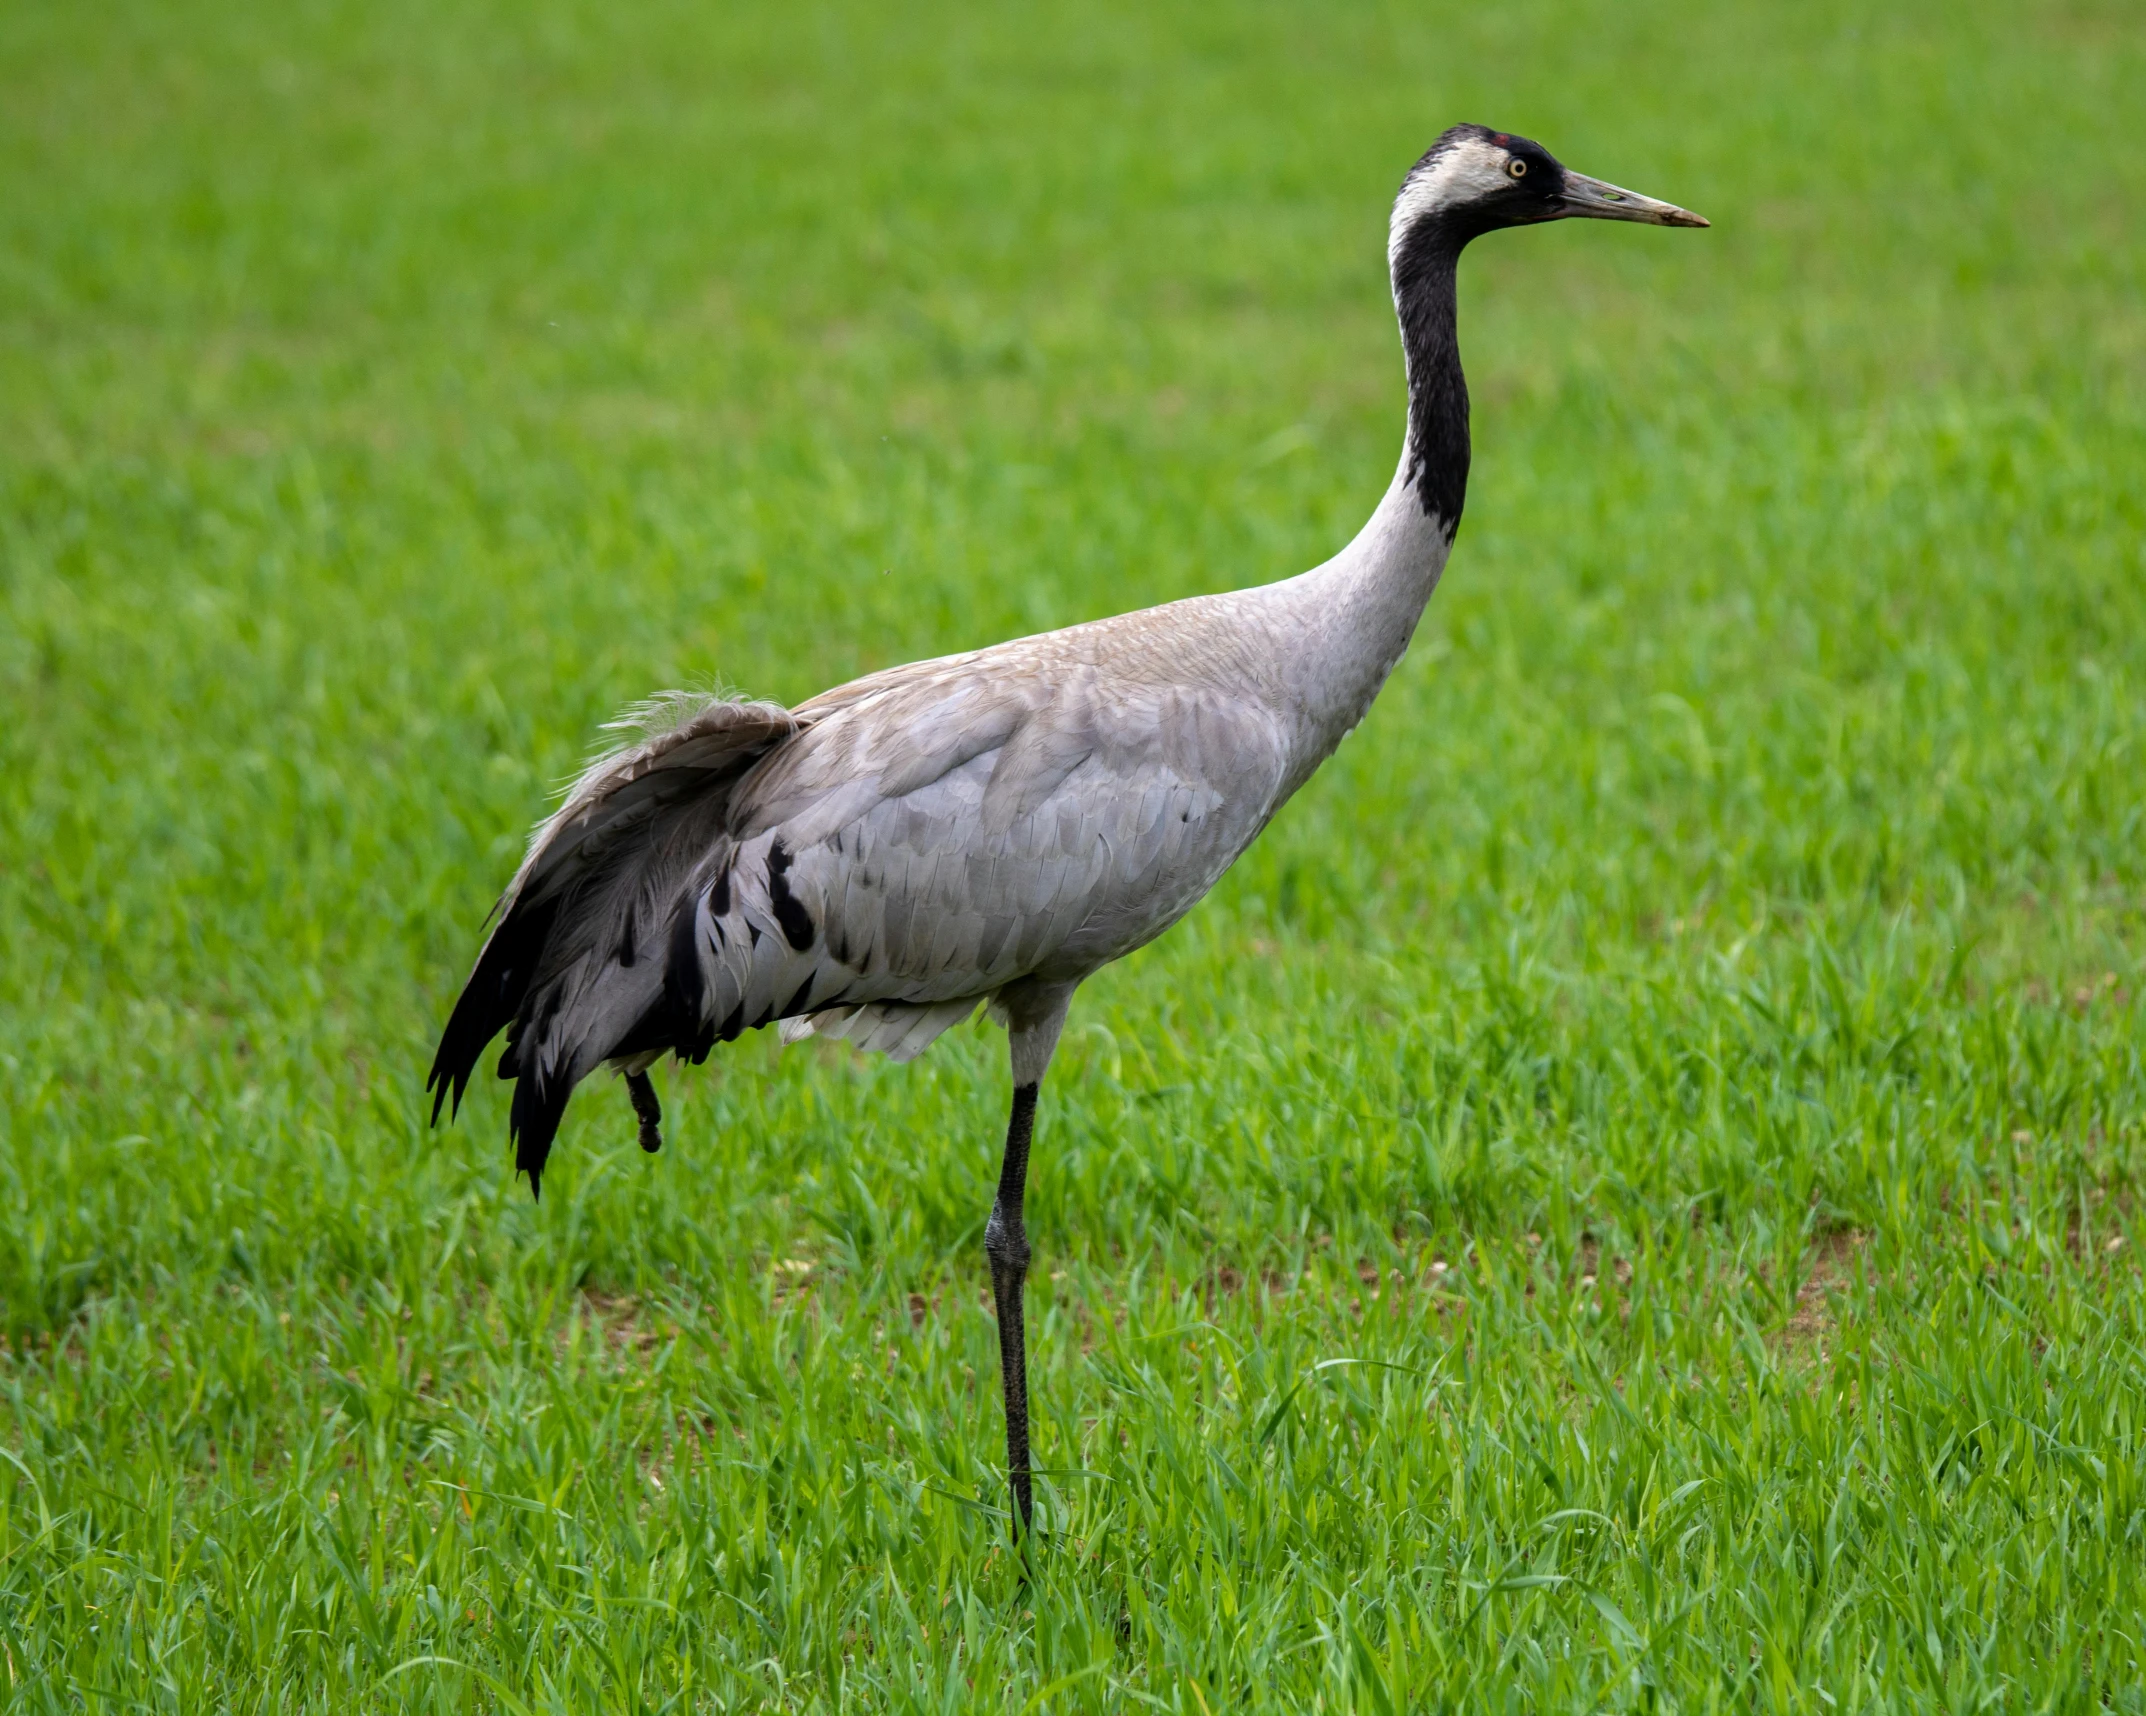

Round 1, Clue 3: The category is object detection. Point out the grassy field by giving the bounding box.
[4,0,2144,1706]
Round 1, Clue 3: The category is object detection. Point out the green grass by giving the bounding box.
[3,0,2144,1706]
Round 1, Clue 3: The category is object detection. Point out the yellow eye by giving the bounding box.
[1507,159,1528,179]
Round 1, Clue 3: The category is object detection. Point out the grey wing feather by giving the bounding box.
[710,656,1291,1060]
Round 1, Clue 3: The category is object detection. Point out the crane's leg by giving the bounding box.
[985,1081,1038,1538]
[985,981,1073,1542]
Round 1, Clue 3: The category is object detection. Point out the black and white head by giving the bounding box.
[1390,123,1707,267]
[1386,126,1706,531]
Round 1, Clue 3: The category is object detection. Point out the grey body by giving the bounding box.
[519,464,1442,1100]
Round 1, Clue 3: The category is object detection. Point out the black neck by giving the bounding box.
[1389,218,1469,538]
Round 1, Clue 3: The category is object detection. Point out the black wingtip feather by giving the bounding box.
[509,1058,572,1197]
[429,891,562,1130]
[766,839,816,951]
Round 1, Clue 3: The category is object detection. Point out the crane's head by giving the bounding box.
[1390,124,1707,264]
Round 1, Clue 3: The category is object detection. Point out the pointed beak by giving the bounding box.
[1557,170,1709,227]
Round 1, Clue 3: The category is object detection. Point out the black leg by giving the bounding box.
[984,1081,1039,1539]
[625,1069,663,1153]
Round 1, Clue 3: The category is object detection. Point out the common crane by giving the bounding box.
[429,125,1706,1538]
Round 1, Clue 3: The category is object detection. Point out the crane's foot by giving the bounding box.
[625,1069,664,1152]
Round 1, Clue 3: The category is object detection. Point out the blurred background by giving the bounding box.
[2,0,2142,1706]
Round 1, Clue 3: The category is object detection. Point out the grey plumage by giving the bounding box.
[435,590,1324,1187]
